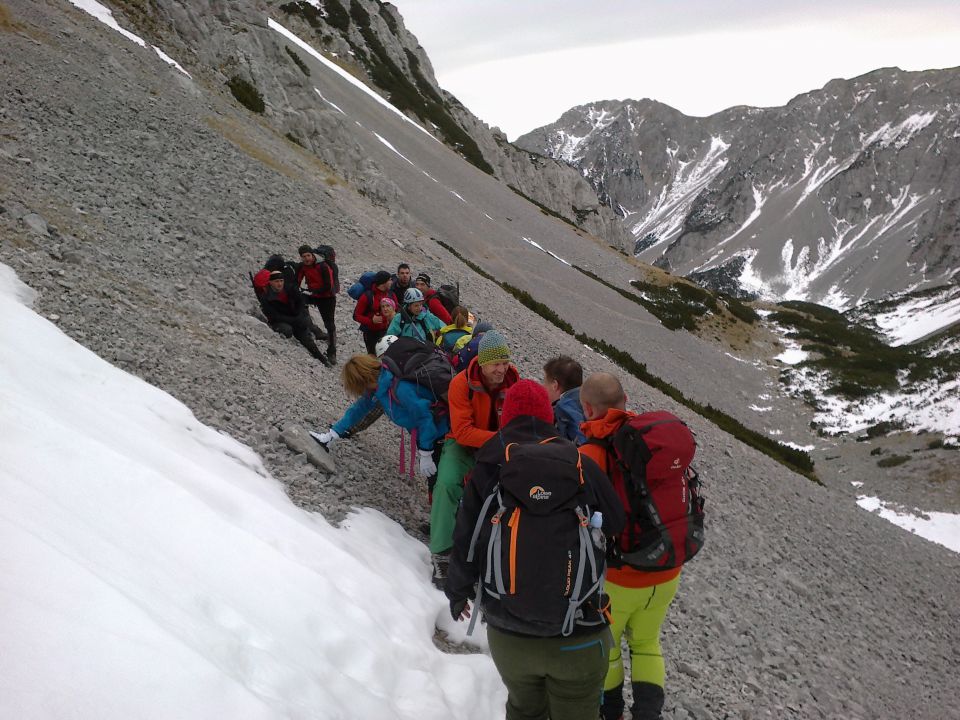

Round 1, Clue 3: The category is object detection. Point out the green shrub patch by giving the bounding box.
[285,46,311,76]
[770,300,960,400]
[226,76,264,114]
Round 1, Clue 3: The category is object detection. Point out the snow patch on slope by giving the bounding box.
[67,0,190,76]
[269,19,440,142]
[872,286,960,345]
[857,496,960,554]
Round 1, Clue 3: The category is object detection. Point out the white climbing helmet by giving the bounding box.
[403,287,425,305]
[375,334,399,357]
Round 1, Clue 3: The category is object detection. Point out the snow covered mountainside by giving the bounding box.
[516,68,960,316]
[3,1,960,717]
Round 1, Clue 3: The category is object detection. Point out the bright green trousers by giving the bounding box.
[604,574,681,691]
[429,439,475,553]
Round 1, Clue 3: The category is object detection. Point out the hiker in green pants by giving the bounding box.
[429,331,518,587]
[486,625,614,720]
[445,380,627,720]
[429,438,475,553]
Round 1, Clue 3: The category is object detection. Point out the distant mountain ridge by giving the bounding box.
[516,67,960,310]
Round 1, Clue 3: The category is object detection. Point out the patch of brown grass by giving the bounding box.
[204,116,302,181]
[0,2,24,32]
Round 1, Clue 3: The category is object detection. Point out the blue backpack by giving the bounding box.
[347,271,378,301]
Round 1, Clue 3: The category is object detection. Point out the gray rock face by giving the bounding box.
[2,2,960,718]
[517,69,960,309]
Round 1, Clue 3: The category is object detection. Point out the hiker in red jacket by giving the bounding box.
[353,270,393,354]
[297,244,339,364]
[414,273,452,324]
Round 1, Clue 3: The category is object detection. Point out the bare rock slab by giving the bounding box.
[280,423,336,476]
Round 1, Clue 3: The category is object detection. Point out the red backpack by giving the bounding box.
[589,411,704,570]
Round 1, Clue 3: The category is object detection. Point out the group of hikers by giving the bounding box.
[250,249,706,720]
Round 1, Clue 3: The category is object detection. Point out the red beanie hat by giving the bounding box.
[501,379,554,427]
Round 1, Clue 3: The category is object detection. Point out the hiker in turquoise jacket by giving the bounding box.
[310,353,448,466]
[387,288,445,344]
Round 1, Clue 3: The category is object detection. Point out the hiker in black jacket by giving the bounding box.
[446,380,625,720]
[260,271,330,366]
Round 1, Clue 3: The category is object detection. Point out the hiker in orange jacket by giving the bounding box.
[578,372,681,720]
[429,330,519,587]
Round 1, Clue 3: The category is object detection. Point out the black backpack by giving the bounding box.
[380,337,454,401]
[435,283,460,314]
[314,244,335,262]
[465,437,609,637]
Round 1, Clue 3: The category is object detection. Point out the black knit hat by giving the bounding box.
[269,270,284,281]
[372,270,391,285]
[416,273,431,286]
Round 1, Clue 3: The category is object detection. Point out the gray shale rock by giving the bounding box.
[280,424,337,476]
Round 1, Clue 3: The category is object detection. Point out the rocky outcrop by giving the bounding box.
[517,69,960,308]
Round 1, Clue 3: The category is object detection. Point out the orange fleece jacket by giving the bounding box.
[446,358,519,448]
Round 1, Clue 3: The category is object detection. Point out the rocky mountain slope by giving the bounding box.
[113,0,627,248]
[2,1,959,718]
[516,68,960,311]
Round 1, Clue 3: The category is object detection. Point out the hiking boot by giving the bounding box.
[430,552,450,590]
[600,683,624,720]
[630,682,664,720]
[309,430,333,452]
[326,347,337,365]
[313,350,332,367]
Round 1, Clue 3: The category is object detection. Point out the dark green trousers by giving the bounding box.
[486,625,613,720]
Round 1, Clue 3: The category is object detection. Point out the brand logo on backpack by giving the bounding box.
[528,485,552,501]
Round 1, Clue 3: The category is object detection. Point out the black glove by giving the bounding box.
[450,598,467,621]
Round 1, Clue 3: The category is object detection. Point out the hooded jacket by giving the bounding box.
[579,408,683,589]
[445,416,625,636]
[446,357,520,448]
[353,286,394,331]
[296,257,339,298]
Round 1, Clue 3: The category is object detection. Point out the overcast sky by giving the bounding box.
[392,1,960,139]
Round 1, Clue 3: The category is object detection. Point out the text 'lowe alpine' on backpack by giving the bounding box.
[594,411,704,571]
[466,437,609,637]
